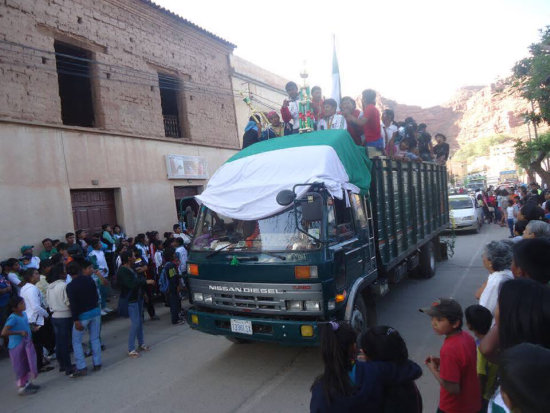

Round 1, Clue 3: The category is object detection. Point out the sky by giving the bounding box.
[157,0,549,108]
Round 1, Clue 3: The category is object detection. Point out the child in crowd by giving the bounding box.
[498,343,550,413]
[421,298,481,413]
[174,237,188,275]
[1,296,39,395]
[360,326,423,412]
[510,220,528,243]
[88,239,112,315]
[20,268,55,373]
[154,240,164,275]
[163,248,184,325]
[316,99,347,131]
[46,263,73,375]
[505,200,516,238]
[5,257,23,293]
[310,322,421,412]
[465,305,497,413]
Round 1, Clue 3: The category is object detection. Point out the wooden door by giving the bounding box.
[71,189,116,234]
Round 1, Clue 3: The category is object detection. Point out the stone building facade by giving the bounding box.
[0,0,243,257]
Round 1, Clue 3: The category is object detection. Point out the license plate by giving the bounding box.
[230,319,253,335]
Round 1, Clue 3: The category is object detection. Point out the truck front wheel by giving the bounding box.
[418,241,436,279]
[350,290,378,336]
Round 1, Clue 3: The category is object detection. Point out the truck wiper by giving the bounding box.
[260,251,286,260]
[206,241,240,258]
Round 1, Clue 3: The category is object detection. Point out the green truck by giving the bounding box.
[185,130,449,345]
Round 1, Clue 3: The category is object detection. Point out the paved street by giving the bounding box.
[0,223,509,412]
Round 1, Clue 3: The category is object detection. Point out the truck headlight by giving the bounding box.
[286,300,303,311]
[204,294,213,304]
[304,301,320,311]
[193,293,203,302]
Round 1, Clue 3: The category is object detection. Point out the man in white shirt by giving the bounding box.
[317,99,347,131]
[20,268,55,372]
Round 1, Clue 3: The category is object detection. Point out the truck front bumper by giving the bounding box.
[186,307,321,346]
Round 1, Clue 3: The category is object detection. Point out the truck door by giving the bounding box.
[329,195,363,293]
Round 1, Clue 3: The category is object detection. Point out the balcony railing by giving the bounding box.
[163,115,181,138]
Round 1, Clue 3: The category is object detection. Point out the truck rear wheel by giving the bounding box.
[418,241,436,279]
[350,290,378,336]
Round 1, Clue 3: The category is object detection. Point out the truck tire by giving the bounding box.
[418,241,436,279]
[226,336,252,344]
[350,290,378,336]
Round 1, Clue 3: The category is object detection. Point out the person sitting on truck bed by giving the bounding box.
[340,96,363,146]
[317,99,347,131]
[262,111,292,139]
[433,133,450,165]
[242,115,262,149]
[344,89,382,158]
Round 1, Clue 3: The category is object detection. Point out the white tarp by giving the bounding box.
[195,145,358,220]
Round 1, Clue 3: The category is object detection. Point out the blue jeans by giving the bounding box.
[72,315,102,370]
[507,218,515,237]
[128,299,144,352]
[51,317,73,371]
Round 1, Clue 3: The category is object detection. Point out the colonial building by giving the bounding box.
[0,0,245,257]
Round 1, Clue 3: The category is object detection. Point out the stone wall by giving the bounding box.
[0,0,240,148]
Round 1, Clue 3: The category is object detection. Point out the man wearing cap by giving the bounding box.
[420,298,481,413]
[19,245,40,270]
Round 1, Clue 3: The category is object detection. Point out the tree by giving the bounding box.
[510,26,550,186]
[514,131,550,186]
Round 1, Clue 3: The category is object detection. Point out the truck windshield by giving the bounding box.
[191,206,322,252]
[450,198,473,209]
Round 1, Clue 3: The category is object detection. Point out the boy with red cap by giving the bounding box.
[421,298,481,413]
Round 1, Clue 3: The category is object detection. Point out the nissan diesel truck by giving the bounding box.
[185,130,449,345]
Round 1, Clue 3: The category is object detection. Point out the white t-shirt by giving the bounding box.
[174,232,192,245]
[506,206,515,220]
[287,99,300,130]
[176,246,188,274]
[317,114,347,131]
[380,123,398,147]
[88,249,109,277]
[479,269,513,315]
[20,283,48,326]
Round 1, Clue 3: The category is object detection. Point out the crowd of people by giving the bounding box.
[473,182,550,238]
[310,183,550,413]
[243,83,450,165]
[0,223,192,394]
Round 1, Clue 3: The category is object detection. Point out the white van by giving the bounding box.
[448,195,483,233]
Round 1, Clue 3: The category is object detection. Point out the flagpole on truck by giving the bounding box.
[331,34,341,109]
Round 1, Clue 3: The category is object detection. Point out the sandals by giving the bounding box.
[128,350,140,358]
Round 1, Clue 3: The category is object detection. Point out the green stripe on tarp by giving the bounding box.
[228,129,372,194]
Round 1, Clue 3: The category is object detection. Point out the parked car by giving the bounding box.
[448,195,483,233]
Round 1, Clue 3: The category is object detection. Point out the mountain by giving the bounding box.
[379,83,545,152]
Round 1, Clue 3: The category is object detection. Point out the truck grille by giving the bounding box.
[188,279,323,315]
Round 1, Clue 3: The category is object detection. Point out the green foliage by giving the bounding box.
[511,26,550,124]
[514,131,550,169]
[453,135,512,163]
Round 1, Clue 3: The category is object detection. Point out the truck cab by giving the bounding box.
[186,183,378,345]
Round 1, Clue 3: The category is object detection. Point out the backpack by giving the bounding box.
[158,266,169,294]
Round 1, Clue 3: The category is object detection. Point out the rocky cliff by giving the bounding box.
[380,84,544,152]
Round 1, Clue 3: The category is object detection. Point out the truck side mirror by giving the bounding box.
[301,193,323,222]
[276,190,296,206]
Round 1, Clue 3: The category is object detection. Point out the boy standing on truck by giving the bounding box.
[280,81,300,134]
[421,298,481,413]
